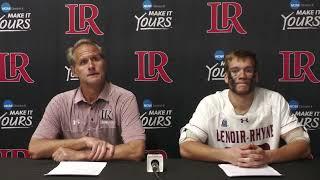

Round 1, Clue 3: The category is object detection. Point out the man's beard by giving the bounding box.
[228,72,256,95]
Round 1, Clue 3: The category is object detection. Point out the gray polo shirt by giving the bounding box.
[32,82,145,145]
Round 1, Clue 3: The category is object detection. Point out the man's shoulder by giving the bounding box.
[49,89,77,105]
[203,89,227,100]
[200,89,228,106]
[109,83,135,99]
[255,87,285,106]
[256,87,282,99]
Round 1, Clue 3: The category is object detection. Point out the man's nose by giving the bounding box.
[88,59,95,68]
[238,69,247,78]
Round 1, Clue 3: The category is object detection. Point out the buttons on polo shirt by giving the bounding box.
[90,118,96,123]
[90,117,98,128]
[89,105,95,124]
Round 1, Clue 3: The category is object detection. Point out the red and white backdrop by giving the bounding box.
[1,0,320,158]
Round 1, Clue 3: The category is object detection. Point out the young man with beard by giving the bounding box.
[179,50,311,167]
[28,39,145,162]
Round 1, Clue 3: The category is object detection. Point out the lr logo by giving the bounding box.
[207,2,247,34]
[0,149,30,158]
[135,51,173,83]
[0,52,34,83]
[65,4,104,35]
[279,51,320,83]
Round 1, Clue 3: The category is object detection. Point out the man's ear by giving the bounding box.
[254,72,259,83]
[224,72,229,84]
[71,66,78,77]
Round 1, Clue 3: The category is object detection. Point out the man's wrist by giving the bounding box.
[266,150,273,164]
[215,148,230,163]
[105,146,115,160]
[79,150,89,160]
[79,137,88,148]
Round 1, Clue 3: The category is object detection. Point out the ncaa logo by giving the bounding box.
[290,0,300,10]
[214,50,224,62]
[289,100,299,112]
[3,100,13,111]
[1,2,11,13]
[143,99,152,110]
[143,0,152,11]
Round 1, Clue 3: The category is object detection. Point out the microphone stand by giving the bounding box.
[151,160,163,180]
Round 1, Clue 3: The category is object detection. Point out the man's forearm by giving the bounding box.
[28,138,87,159]
[267,140,310,163]
[65,140,146,161]
[179,141,228,162]
[112,140,145,161]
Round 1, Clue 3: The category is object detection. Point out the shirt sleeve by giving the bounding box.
[179,96,214,143]
[119,93,146,143]
[32,95,62,139]
[277,93,305,135]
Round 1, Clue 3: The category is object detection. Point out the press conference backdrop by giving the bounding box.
[0,0,320,158]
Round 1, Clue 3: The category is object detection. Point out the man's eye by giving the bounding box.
[92,56,98,61]
[92,54,102,61]
[79,60,87,65]
[245,68,254,73]
[231,69,239,74]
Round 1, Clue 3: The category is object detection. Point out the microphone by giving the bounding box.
[147,154,163,172]
[151,160,159,172]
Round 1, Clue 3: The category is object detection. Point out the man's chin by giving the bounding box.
[85,78,104,85]
[231,87,254,95]
[235,91,251,95]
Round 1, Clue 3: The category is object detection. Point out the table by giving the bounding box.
[1,158,318,180]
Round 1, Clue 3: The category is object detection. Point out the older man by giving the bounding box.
[29,39,145,161]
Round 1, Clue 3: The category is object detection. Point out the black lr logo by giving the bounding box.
[101,109,112,120]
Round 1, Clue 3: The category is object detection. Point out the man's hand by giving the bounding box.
[52,147,86,162]
[225,144,271,168]
[82,137,115,161]
[224,144,251,165]
[235,144,271,167]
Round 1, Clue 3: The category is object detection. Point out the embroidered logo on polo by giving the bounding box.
[100,109,112,124]
[72,119,81,126]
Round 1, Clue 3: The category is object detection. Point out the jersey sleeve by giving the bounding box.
[180,96,217,143]
[277,93,304,135]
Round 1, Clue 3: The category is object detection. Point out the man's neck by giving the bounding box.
[228,90,254,115]
[80,81,105,104]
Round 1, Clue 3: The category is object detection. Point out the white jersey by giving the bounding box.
[180,87,307,150]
